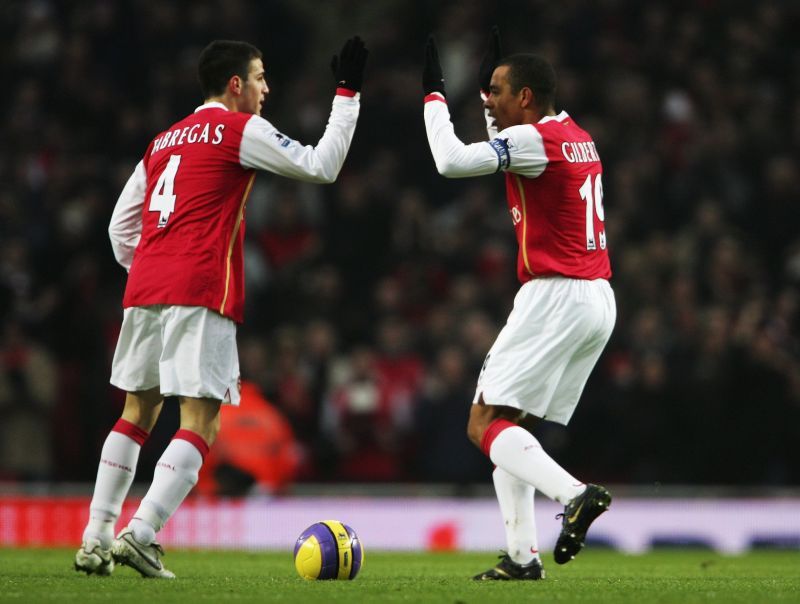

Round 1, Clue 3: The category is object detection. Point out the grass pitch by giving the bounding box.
[1,548,798,603]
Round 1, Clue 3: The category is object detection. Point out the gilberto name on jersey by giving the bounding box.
[561,141,600,163]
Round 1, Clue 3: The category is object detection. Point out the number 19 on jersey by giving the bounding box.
[579,173,605,251]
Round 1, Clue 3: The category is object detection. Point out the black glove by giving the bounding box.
[422,35,446,96]
[331,36,368,92]
[478,25,502,93]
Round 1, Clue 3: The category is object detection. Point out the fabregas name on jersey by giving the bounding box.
[151,122,226,154]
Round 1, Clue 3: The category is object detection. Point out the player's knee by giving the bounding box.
[179,397,221,445]
[181,416,220,446]
[121,391,162,432]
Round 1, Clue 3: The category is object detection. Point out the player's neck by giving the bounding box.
[524,106,556,125]
[204,94,237,112]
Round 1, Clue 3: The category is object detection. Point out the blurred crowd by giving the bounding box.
[1,0,798,489]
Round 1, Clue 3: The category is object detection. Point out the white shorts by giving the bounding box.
[473,277,615,425]
[110,305,241,405]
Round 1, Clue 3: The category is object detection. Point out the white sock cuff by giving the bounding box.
[488,424,583,504]
[101,431,142,467]
[488,425,541,465]
[161,438,204,473]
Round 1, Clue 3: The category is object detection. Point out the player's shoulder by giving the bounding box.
[534,111,593,142]
[499,112,584,142]
[241,113,299,150]
[496,123,544,148]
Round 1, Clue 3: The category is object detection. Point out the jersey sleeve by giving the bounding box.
[423,94,548,178]
[239,92,360,183]
[423,94,499,178]
[497,124,549,179]
[108,160,146,271]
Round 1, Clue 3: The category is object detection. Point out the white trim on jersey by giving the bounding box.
[423,97,559,179]
[109,160,146,271]
[195,101,227,113]
[538,111,570,124]
[239,93,360,183]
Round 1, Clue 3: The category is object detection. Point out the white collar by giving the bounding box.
[194,101,228,113]
[538,110,570,124]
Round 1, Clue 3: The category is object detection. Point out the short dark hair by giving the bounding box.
[197,40,262,99]
[498,53,557,110]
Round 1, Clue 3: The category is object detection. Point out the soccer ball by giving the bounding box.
[293,520,364,580]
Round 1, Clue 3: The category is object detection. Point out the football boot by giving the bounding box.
[554,483,612,564]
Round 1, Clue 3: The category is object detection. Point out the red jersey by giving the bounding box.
[505,116,611,283]
[109,93,361,323]
[423,97,611,284]
[124,107,254,322]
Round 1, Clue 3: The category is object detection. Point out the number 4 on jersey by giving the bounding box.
[579,173,606,251]
[149,154,182,228]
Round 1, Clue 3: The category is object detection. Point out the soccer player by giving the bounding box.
[422,29,616,580]
[74,37,368,579]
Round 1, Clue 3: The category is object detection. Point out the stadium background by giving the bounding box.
[0,0,798,551]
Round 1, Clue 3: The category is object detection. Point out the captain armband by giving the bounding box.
[488,138,510,172]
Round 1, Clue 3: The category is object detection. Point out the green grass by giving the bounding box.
[1,548,798,603]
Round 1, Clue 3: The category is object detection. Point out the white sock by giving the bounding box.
[83,426,146,549]
[130,434,205,544]
[489,425,585,504]
[493,467,539,565]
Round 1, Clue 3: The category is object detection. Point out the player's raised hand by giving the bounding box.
[423,35,445,96]
[478,25,502,94]
[331,36,368,92]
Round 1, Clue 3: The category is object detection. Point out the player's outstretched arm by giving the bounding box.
[239,36,368,183]
[422,35,499,178]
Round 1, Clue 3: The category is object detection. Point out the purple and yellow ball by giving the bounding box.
[293,520,364,580]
